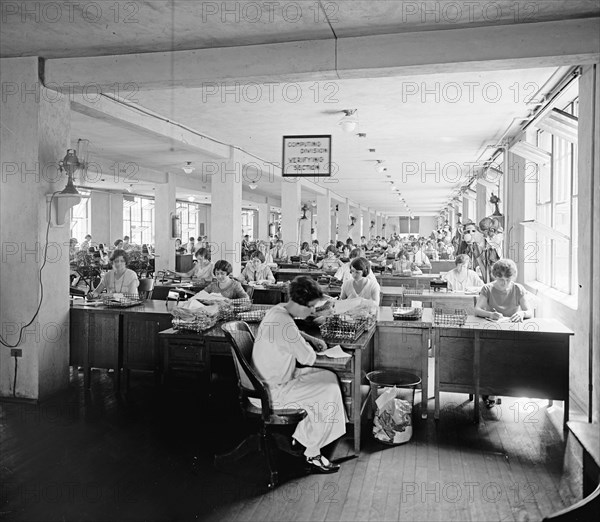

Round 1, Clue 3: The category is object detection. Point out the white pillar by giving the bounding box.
[154,172,177,273]
[0,56,71,399]
[476,181,487,221]
[338,200,350,243]
[256,202,270,242]
[316,191,331,245]
[299,210,312,247]
[210,149,243,274]
[362,208,371,240]
[90,191,110,246]
[331,208,337,242]
[109,193,123,244]
[281,177,301,258]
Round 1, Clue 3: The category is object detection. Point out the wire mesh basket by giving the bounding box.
[433,308,468,326]
[319,314,374,342]
[237,309,268,323]
[101,294,144,308]
[171,306,219,332]
[230,298,252,312]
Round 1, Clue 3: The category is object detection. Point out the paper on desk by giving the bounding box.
[485,316,511,323]
[411,300,423,308]
[190,290,228,302]
[320,345,351,359]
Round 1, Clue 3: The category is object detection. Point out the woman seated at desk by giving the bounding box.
[299,242,314,264]
[443,254,484,291]
[317,245,344,272]
[391,250,422,275]
[474,258,532,322]
[256,241,275,265]
[340,257,381,304]
[252,276,345,474]
[202,260,249,299]
[170,248,214,284]
[239,251,276,284]
[90,249,139,297]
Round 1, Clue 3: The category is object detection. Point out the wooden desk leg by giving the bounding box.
[434,329,440,420]
[353,347,361,454]
[421,328,428,419]
[473,332,480,424]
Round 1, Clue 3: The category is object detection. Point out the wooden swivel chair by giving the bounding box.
[216,321,307,489]
[138,278,155,300]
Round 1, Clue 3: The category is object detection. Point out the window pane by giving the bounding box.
[552,239,570,293]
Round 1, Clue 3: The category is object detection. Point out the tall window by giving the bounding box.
[70,194,90,241]
[242,209,255,240]
[177,201,200,241]
[399,216,420,234]
[123,195,155,246]
[535,98,578,295]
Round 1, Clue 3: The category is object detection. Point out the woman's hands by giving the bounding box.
[310,338,328,352]
[489,310,503,321]
[510,311,525,322]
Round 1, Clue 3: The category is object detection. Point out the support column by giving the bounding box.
[331,208,337,242]
[281,177,301,258]
[210,149,243,274]
[362,208,371,240]
[90,191,110,246]
[109,193,123,243]
[299,207,312,246]
[476,181,487,221]
[256,202,270,242]
[0,57,71,399]
[376,213,383,237]
[154,172,177,273]
[349,206,361,244]
[316,191,331,245]
[338,200,350,243]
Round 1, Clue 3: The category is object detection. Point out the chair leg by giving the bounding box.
[260,429,279,489]
[214,433,261,468]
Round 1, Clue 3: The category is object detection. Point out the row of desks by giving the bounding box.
[70,301,573,452]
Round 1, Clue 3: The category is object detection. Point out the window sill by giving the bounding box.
[525,280,578,311]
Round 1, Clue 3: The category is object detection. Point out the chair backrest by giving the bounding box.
[221,321,273,417]
[138,278,155,300]
[149,285,170,300]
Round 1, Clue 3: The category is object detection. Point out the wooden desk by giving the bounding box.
[70,301,176,390]
[272,268,325,282]
[374,308,433,418]
[376,274,440,288]
[431,260,455,273]
[158,321,375,454]
[433,316,573,426]
[380,288,477,313]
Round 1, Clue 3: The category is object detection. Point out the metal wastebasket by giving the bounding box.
[366,370,421,445]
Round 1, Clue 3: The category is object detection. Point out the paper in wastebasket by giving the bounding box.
[373,388,413,444]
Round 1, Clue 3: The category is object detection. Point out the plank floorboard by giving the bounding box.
[0,372,577,522]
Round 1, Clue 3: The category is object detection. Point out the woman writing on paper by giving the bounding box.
[252,276,345,474]
[339,257,381,305]
[202,260,249,300]
[474,259,531,322]
[443,254,484,292]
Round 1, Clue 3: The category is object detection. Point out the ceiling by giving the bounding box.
[2,1,598,216]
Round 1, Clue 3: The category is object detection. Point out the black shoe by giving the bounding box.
[305,455,340,474]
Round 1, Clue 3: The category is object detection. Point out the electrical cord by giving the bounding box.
[12,356,17,398]
[0,191,60,348]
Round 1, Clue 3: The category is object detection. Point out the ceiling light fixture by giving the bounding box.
[338,109,358,133]
[248,182,257,190]
[375,160,385,173]
[187,196,195,202]
[182,161,195,174]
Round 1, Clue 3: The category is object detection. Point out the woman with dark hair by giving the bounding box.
[239,251,276,284]
[443,254,484,291]
[317,245,343,271]
[475,259,531,322]
[299,242,314,264]
[252,276,345,474]
[171,247,214,283]
[339,257,381,304]
[90,249,139,297]
[202,260,249,299]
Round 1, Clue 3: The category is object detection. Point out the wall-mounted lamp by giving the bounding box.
[375,160,386,173]
[248,182,258,190]
[370,220,375,229]
[349,215,356,228]
[300,204,309,220]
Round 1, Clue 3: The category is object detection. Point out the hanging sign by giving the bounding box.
[282,135,332,177]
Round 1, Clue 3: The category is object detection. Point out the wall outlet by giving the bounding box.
[10,349,22,358]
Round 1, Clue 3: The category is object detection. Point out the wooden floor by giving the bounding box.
[0,363,582,522]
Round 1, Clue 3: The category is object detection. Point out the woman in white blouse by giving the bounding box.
[90,249,139,297]
[339,257,381,304]
[171,248,214,284]
[443,254,484,292]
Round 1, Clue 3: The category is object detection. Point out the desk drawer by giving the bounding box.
[168,342,206,364]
